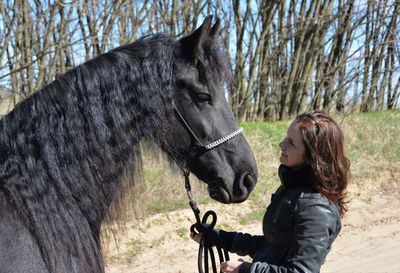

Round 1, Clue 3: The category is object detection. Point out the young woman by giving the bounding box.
[191,110,350,273]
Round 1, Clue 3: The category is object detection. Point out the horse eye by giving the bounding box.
[195,93,212,103]
[176,80,187,88]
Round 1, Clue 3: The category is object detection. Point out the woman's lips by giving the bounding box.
[280,152,287,163]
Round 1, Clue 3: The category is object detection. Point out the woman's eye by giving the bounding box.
[195,93,212,102]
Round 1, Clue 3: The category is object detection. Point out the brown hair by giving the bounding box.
[295,110,350,216]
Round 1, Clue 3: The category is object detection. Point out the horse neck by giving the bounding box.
[63,52,175,229]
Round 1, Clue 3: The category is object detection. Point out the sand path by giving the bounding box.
[105,183,400,273]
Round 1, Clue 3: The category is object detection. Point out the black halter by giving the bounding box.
[174,106,243,273]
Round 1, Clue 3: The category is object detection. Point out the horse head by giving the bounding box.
[167,17,258,204]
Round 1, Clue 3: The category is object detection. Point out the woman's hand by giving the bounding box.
[220,261,243,273]
[190,224,220,245]
[190,232,203,244]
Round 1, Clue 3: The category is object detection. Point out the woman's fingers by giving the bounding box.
[190,232,203,244]
[220,261,242,273]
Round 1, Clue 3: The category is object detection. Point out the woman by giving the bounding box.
[191,110,350,273]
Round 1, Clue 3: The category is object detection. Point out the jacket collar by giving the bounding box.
[278,164,316,191]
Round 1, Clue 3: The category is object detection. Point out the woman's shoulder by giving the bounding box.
[274,185,340,212]
[291,191,341,226]
[271,186,341,232]
[283,187,340,217]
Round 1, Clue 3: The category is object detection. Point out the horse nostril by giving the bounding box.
[231,172,257,203]
[235,173,255,199]
[242,173,255,193]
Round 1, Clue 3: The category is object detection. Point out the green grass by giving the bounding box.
[347,110,399,161]
[241,120,290,205]
[145,199,188,214]
[176,227,188,238]
[239,209,265,225]
[341,109,400,183]
[125,238,144,257]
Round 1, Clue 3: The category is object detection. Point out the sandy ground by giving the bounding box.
[104,181,400,273]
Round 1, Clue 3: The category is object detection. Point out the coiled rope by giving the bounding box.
[183,170,230,273]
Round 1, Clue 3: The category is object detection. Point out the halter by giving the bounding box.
[174,106,243,273]
[174,106,243,154]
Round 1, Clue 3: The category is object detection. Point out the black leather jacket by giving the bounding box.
[219,165,341,273]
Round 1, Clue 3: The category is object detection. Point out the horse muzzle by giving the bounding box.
[208,172,257,204]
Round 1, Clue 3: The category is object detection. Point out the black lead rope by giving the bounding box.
[183,170,230,273]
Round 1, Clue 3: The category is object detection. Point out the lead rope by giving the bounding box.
[183,170,230,273]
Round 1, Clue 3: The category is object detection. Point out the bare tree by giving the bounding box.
[1,0,399,120]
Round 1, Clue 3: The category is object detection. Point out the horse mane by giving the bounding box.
[0,32,231,272]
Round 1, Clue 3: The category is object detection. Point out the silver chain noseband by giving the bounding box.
[204,128,243,150]
[174,106,243,152]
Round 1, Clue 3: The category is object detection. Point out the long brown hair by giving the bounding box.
[295,110,350,216]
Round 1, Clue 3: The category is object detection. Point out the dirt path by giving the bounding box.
[322,185,400,273]
[104,183,400,273]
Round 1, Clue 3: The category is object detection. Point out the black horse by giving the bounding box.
[0,17,257,273]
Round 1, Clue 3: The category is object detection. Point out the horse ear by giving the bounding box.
[179,16,213,63]
[209,18,221,38]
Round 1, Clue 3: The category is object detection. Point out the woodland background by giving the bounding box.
[0,0,399,121]
[1,3,400,271]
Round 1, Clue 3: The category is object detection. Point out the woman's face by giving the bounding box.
[279,122,307,168]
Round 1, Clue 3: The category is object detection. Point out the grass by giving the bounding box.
[241,120,289,204]
[340,110,400,185]
[239,209,265,225]
[108,109,400,225]
[125,238,145,258]
[176,227,188,238]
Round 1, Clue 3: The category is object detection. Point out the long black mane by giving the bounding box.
[0,32,230,272]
